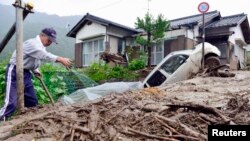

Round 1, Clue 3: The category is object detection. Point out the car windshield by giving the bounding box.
[160,54,189,74]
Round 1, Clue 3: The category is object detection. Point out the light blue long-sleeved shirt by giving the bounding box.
[9,35,58,71]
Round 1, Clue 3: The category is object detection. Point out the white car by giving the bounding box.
[142,42,221,88]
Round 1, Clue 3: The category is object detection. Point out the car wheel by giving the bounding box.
[204,56,221,69]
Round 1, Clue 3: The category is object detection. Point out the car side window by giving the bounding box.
[160,54,189,74]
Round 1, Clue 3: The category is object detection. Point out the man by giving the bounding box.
[0,27,72,120]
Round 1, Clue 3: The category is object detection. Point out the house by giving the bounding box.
[163,10,250,69]
[67,11,250,69]
[66,13,140,67]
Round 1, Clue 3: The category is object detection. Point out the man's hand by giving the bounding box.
[33,70,42,77]
[56,57,73,69]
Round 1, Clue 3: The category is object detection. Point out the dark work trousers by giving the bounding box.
[0,64,38,120]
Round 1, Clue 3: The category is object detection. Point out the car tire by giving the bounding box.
[204,56,221,69]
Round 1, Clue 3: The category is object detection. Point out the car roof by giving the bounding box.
[169,49,193,56]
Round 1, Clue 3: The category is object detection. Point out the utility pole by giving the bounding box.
[12,0,34,111]
[14,0,25,111]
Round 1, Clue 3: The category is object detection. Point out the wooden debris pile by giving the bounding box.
[100,52,127,66]
[0,85,249,141]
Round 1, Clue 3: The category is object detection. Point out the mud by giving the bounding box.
[0,71,249,141]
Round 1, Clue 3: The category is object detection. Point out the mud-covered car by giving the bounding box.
[142,42,221,88]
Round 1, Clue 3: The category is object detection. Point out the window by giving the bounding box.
[82,38,104,66]
[118,39,125,54]
[151,41,164,65]
[161,54,189,74]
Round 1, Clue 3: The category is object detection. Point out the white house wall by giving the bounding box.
[228,25,245,44]
[186,29,196,40]
[76,22,106,43]
[193,26,200,40]
[229,25,247,68]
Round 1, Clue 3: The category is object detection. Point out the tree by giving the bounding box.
[135,13,169,67]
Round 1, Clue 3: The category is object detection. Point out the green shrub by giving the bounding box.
[34,63,68,104]
[128,59,145,70]
[0,58,9,106]
[84,63,139,83]
[84,63,110,82]
[128,50,147,70]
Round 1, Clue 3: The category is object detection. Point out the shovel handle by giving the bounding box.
[36,76,55,105]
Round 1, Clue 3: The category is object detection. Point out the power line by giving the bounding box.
[90,0,123,13]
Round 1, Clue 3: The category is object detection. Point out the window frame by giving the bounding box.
[151,41,164,65]
[82,37,105,66]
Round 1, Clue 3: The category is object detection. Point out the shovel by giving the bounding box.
[35,76,55,105]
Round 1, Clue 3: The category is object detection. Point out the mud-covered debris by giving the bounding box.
[1,71,250,141]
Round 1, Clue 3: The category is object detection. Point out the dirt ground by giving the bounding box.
[0,71,250,141]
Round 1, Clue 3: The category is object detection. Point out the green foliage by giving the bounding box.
[0,61,97,106]
[0,57,10,106]
[33,63,68,104]
[84,63,139,83]
[135,13,154,32]
[128,59,146,70]
[135,12,170,66]
[84,63,110,82]
[152,14,170,41]
[128,51,147,71]
[135,36,147,46]
[135,13,169,43]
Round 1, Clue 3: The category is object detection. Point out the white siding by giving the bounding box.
[76,23,106,43]
[229,25,245,44]
[229,25,247,68]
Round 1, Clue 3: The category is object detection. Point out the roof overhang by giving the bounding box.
[78,33,106,41]
[240,17,250,44]
[67,13,140,38]
[206,31,234,38]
